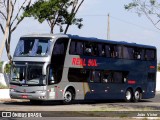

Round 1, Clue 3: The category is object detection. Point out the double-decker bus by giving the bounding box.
[9,34,157,104]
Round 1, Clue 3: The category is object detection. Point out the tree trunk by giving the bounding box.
[64,0,84,34]
[0,27,9,61]
[5,32,12,61]
[64,24,70,34]
[50,26,53,34]
[0,0,12,61]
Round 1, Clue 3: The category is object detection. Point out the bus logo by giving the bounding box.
[72,58,98,67]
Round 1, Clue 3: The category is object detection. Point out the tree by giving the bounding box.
[125,0,160,30]
[158,62,160,72]
[0,0,31,61]
[0,61,10,73]
[64,0,84,34]
[23,0,84,34]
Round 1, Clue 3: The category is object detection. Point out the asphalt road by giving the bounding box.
[0,93,160,119]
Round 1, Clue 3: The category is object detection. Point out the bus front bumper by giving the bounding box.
[10,91,49,100]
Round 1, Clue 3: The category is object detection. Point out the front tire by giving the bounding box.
[125,89,133,102]
[63,89,74,104]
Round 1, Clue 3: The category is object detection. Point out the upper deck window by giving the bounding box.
[123,46,134,59]
[69,40,83,55]
[133,48,145,60]
[145,49,156,60]
[84,42,97,56]
[53,38,69,55]
[14,37,52,57]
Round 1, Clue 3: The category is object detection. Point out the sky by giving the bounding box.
[0,0,160,62]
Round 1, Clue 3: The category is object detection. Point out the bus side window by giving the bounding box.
[76,41,83,55]
[84,42,92,56]
[133,48,144,60]
[123,72,128,83]
[102,71,112,83]
[98,44,102,56]
[89,70,101,83]
[102,71,128,83]
[68,68,89,82]
[123,46,134,59]
[145,49,155,60]
[117,45,123,58]
[141,49,145,60]
[69,41,76,54]
[113,71,128,83]
[92,43,98,56]
[69,40,83,55]
[53,41,64,55]
[105,45,110,57]
[110,45,118,58]
[113,72,123,83]
[98,44,106,57]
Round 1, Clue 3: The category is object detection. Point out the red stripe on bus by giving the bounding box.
[150,66,155,69]
[128,80,136,84]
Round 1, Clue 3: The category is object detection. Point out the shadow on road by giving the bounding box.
[2,99,153,106]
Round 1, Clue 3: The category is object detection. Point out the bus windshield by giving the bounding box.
[14,37,52,57]
[11,65,46,86]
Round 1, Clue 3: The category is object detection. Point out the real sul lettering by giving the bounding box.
[72,58,97,67]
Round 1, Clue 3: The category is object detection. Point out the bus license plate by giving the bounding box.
[21,95,28,98]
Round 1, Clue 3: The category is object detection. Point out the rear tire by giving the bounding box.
[125,89,133,102]
[133,89,142,102]
[63,89,74,104]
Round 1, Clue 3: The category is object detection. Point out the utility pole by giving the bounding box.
[107,13,110,40]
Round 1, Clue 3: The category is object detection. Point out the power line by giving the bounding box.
[78,14,160,33]
[110,15,159,33]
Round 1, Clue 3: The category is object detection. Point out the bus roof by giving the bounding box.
[21,33,68,39]
[20,33,156,49]
[68,34,156,50]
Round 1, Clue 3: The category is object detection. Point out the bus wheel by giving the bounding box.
[63,89,74,104]
[125,89,133,102]
[134,89,142,102]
